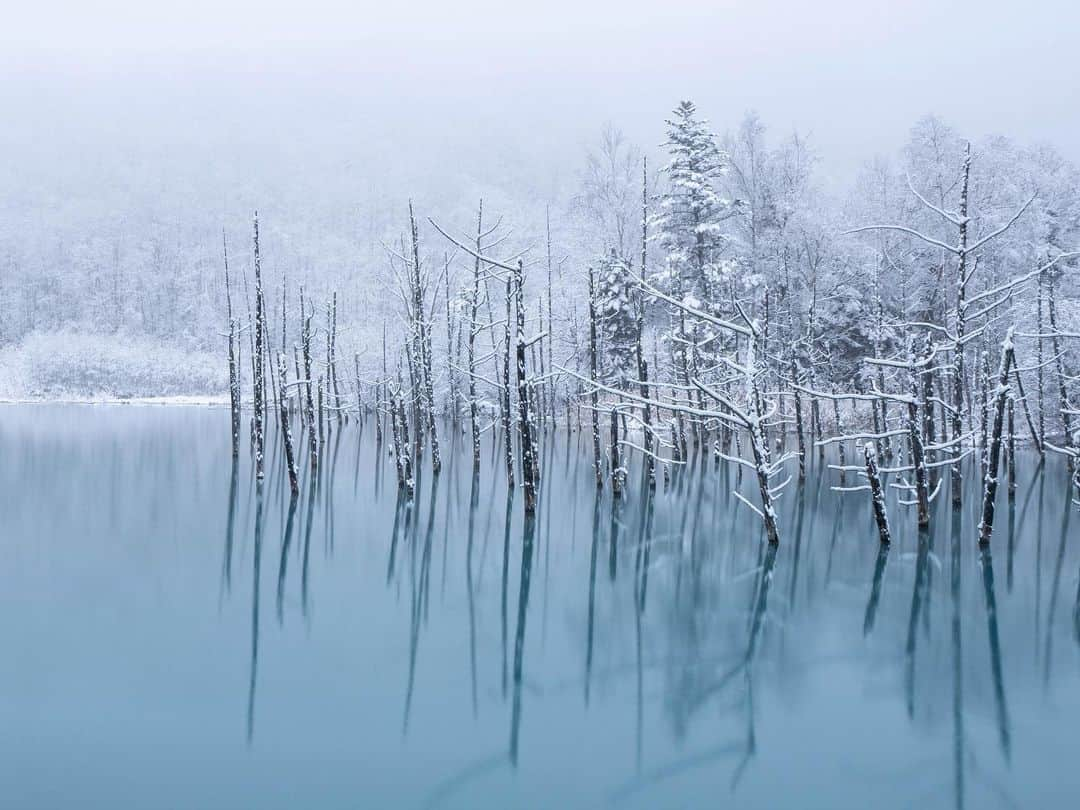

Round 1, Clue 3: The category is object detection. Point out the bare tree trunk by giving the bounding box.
[637,159,654,489]
[1007,396,1016,495]
[468,202,483,472]
[223,229,241,458]
[502,273,515,488]
[1037,271,1046,446]
[908,338,930,528]
[546,205,557,426]
[610,408,622,498]
[792,359,806,481]
[922,334,938,489]
[1047,276,1075,469]
[979,330,1015,545]
[865,443,891,545]
[444,255,458,424]
[1011,364,1043,453]
[301,303,318,471]
[328,292,341,424]
[950,145,972,508]
[277,352,299,496]
[588,267,602,489]
[833,392,846,486]
[514,259,538,514]
[252,212,266,479]
[408,202,441,474]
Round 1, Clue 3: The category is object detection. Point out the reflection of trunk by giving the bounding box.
[863,543,890,636]
[584,491,600,705]
[465,474,479,716]
[223,459,239,592]
[904,525,931,717]
[949,508,965,810]
[979,546,1011,759]
[509,514,537,766]
[276,493,298,624]
[500,490,513,698]
[247,482,264,744]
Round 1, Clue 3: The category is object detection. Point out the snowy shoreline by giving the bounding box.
[0,395,229,407]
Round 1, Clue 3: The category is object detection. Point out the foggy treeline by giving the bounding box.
[1,102,1076,417]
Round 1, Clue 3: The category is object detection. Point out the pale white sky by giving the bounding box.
[2,0,1078,181]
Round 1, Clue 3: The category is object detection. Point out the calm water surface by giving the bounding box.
[1,405,1078,809]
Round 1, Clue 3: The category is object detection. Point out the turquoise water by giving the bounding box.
[1,405,1077,809]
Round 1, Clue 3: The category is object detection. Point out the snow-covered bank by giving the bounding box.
[0,331,224,401]
[0,395,228,407]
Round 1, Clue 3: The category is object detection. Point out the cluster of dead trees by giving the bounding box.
[223,148,1078,552]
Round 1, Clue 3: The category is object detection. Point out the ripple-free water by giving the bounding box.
[1,405,1077,809]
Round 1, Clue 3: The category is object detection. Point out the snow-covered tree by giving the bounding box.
[595,248,637,386]
[652,100,739,307]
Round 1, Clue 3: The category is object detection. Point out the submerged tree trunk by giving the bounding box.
[277,352,299,496]
[223,229,241,458]
[979,329,1016,546]
[865,443,891,545]
[514,260,538,514]
[252,212,266,479]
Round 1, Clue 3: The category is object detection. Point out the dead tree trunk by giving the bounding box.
[328,292,342,424]
[588,266,603,489]
[468,202,484,472]
[921,335,938,489]
[408,202,441,474]
[792,360,806,482]
[502,273,515,488]
[514,259,538,514]
[1007,396,1016,495]
[223,229,241,458]
[950,145,972,508]
[277,352,299,496]
[301,304,318,471]
[979,329,1016,546]
[908,338,930,528]
[1047,277,1074,469]
[610,409,623,498]
[864,443,891,545]
[252,212,266,479]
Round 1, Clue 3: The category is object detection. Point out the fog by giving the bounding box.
[1,0,1078,399]
[4,0,1078,181]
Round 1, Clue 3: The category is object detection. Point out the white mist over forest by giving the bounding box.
[1,0,1078,398]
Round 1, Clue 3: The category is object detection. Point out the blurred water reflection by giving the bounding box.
[0,405,1077,809]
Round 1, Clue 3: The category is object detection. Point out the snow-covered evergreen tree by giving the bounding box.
[652,100,738,307]
[595,248,637,386]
